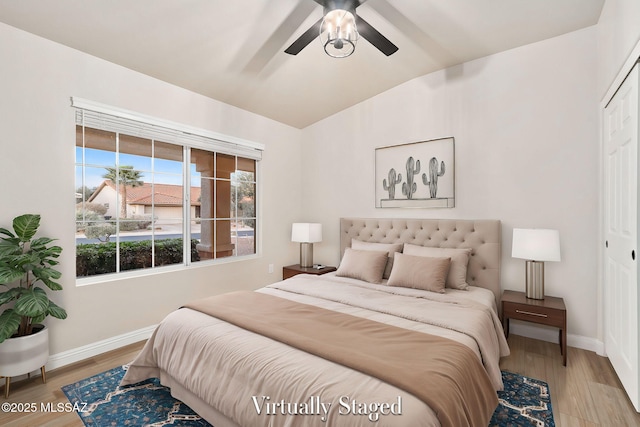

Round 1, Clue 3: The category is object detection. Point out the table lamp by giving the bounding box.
[512,228,561,300]
[291,223,322,268]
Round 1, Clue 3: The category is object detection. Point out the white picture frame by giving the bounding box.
[375,137,455,208]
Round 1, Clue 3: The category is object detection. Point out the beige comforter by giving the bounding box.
[122,273,510,427]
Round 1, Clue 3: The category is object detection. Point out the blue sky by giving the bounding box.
[76,147,187,189]
[75,147,254,194]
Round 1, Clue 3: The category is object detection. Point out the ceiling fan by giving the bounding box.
[284,0,398,58]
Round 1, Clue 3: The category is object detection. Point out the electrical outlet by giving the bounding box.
[268,263,274,274]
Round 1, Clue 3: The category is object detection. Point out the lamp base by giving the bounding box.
[300,243,314,268]
[525,260,545,300]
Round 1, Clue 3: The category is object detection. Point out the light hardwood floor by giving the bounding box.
[500,335,640,427]
[0,341,146,427]
[0,335,638,426]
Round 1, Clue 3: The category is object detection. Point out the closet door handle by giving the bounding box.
[633,250,636,260]
[605,240,608,248]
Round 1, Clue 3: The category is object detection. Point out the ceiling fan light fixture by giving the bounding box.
[320,9,358,58]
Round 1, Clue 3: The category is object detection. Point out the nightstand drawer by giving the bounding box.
[503,302,564,328]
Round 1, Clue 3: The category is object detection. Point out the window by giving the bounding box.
[73,98,263,280]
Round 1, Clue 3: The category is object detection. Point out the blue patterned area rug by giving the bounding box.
[62,365,211,427]
[63,367,554,426]
[490,371,555,427]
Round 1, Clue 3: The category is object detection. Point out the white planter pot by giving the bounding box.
[0,325,49,377]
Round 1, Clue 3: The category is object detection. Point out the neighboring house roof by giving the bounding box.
[88,180,201,206]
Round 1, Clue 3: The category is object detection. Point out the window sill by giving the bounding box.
[75,253,260,287]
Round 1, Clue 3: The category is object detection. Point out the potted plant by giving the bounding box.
[0,214,67,396]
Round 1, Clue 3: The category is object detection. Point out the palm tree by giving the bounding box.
[103,166,143,219]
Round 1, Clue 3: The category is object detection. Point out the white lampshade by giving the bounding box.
[291,223,322,243]
[512,228,561,262]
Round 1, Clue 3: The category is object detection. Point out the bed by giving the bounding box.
[121,218,510,427]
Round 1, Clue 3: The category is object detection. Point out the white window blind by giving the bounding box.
[71,97,264,160]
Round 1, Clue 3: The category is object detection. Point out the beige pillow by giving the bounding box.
[403,244,472,290]
[335,248,388,284]
[350,239,403,279]
[387,253,451,293]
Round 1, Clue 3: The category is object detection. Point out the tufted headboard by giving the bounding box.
[340,218,502,304]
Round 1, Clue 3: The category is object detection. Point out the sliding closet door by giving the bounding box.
[604,62,639,412]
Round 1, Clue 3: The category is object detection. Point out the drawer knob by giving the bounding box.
[515,309,548,318]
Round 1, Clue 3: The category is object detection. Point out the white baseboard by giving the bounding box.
[46,325,157,371]
[509,321,604,355]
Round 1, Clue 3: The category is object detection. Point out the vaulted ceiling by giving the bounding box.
[0,0,604,128]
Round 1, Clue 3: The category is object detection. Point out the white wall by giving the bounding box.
[0,21,302,355]
[302,27,600,347]
[89,185,119,218]
[597,0,640,98]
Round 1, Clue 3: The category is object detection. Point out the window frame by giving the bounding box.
[73,98,264,286]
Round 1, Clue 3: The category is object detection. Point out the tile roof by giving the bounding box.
[94,180,201,206]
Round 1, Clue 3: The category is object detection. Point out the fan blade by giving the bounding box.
[284,17,323,55]
[356,15,398,56]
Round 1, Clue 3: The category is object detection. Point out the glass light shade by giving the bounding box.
[320,9,358,58]
[512,228,561,262]
[291,223,322,243]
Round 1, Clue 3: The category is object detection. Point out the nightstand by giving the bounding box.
[501,290,567,366]
[282,264,337,280]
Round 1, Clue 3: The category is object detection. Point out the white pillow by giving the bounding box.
[350,239,403,279]
[335,248,388,284]
[387,253,451,293]
[402,244,472,290]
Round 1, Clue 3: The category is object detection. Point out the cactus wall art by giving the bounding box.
[401,157,420,200]
[375,137,455,208]
[382,168,402,199]
[422,157,446,198]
